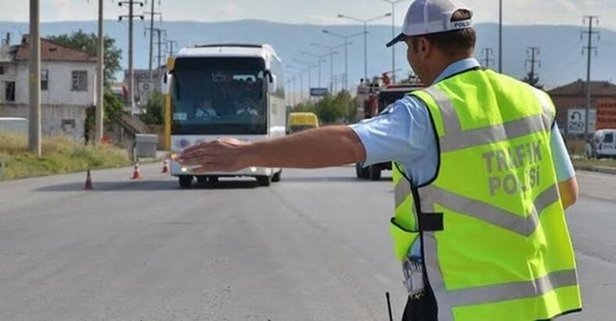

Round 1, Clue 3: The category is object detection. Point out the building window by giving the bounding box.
[4,81,15,102]
[0,66,4,75]
[41,69,49,91]
[71,70,88,91]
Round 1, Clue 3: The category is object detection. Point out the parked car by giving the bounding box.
[586,129,616,158]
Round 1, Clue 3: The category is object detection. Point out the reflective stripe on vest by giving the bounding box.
[389,69,581,321]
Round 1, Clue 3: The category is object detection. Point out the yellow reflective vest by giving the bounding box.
[390,68,582,321]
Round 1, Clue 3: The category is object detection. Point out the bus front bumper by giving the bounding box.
[169,160,274,177]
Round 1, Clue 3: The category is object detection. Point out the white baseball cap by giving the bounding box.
[386,0,473,47]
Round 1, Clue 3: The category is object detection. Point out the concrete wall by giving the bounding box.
[0,104,86,140]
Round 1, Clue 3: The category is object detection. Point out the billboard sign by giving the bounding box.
[309,87,329,97]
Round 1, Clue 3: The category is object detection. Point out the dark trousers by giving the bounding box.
[401,288,437,321]
[401,289,553,321]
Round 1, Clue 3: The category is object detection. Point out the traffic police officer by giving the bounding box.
[178,0,582,320]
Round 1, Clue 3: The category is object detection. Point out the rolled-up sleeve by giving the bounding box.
[350,96,436,182]
[550,123,575,182]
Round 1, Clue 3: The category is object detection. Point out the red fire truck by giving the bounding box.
[354,77,423,180]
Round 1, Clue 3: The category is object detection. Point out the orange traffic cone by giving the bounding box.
[131,163,143,180]
[161,160,170,173]
[84,169,93,190]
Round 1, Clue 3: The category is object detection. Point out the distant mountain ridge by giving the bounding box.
[1,19,615,89]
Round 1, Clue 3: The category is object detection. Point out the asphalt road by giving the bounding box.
[0,165,613,321]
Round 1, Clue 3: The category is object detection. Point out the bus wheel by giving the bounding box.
[368,166,382,181]
[256,175,271,187]
[356,163,369,179]
[272,170,282,182]
[179,176,193,188]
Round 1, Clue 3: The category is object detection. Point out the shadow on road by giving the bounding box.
[34,180,260,192]
[281,176,392,183]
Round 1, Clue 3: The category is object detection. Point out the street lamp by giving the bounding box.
[286,65,304,103]
[310,43,342,94]
[380,0,408,84]
[301,51,329,89]
[322,29,363,91]
[337,12,391,84]
[292,59,317,100]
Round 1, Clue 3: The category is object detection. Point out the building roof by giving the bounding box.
[548,79,616,97]
[14,35,96,63]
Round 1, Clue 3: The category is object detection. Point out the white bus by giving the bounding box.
[163,44,286,188]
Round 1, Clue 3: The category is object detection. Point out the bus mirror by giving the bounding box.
[161,73,172,95]
[268,74,278,94]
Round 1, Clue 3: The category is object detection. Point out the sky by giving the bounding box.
[0,0,613,31]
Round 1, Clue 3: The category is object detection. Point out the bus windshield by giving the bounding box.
[171,57,267,135]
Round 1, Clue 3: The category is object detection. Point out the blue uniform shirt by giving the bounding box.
[350,58,575,257]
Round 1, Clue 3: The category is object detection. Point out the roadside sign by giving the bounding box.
[596,99,616,130]
[309,87,329,97]
[567,108,596,135]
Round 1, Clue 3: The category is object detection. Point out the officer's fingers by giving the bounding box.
[181,142,210,155]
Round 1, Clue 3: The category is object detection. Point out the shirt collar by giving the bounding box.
[431,58,481,85]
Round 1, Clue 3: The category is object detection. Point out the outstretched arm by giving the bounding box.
[178,125,367,173]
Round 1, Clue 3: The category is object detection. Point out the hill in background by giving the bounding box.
[1,19,615,89]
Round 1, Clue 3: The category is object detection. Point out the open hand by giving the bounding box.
[177,138,251,173]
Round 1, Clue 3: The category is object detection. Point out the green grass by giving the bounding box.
[572,157,616,169]
[565,138,616,169]
[0,134,131,180]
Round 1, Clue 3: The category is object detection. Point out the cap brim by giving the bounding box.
[386,33,406,48]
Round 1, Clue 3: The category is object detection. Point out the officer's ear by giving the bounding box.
[416,37,431,59]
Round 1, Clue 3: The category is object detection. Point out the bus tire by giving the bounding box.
[356,163,369,179]
[272,170,282,182]
[256,175,271,187]
[368,166,382,181]
[179,176,193,188]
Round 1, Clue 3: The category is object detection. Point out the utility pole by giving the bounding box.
[28,0,41,156]
[155,28,167,80]
[95,0,105,143]
[145,27,166,92]
[167,40,178,58]
[498,0,503,73]
[481,48,494,69]
[524,46,541,86]
[119,0,144,113]
[582,15,599,137]
[146,28,167,84]
[145,0,162,92]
